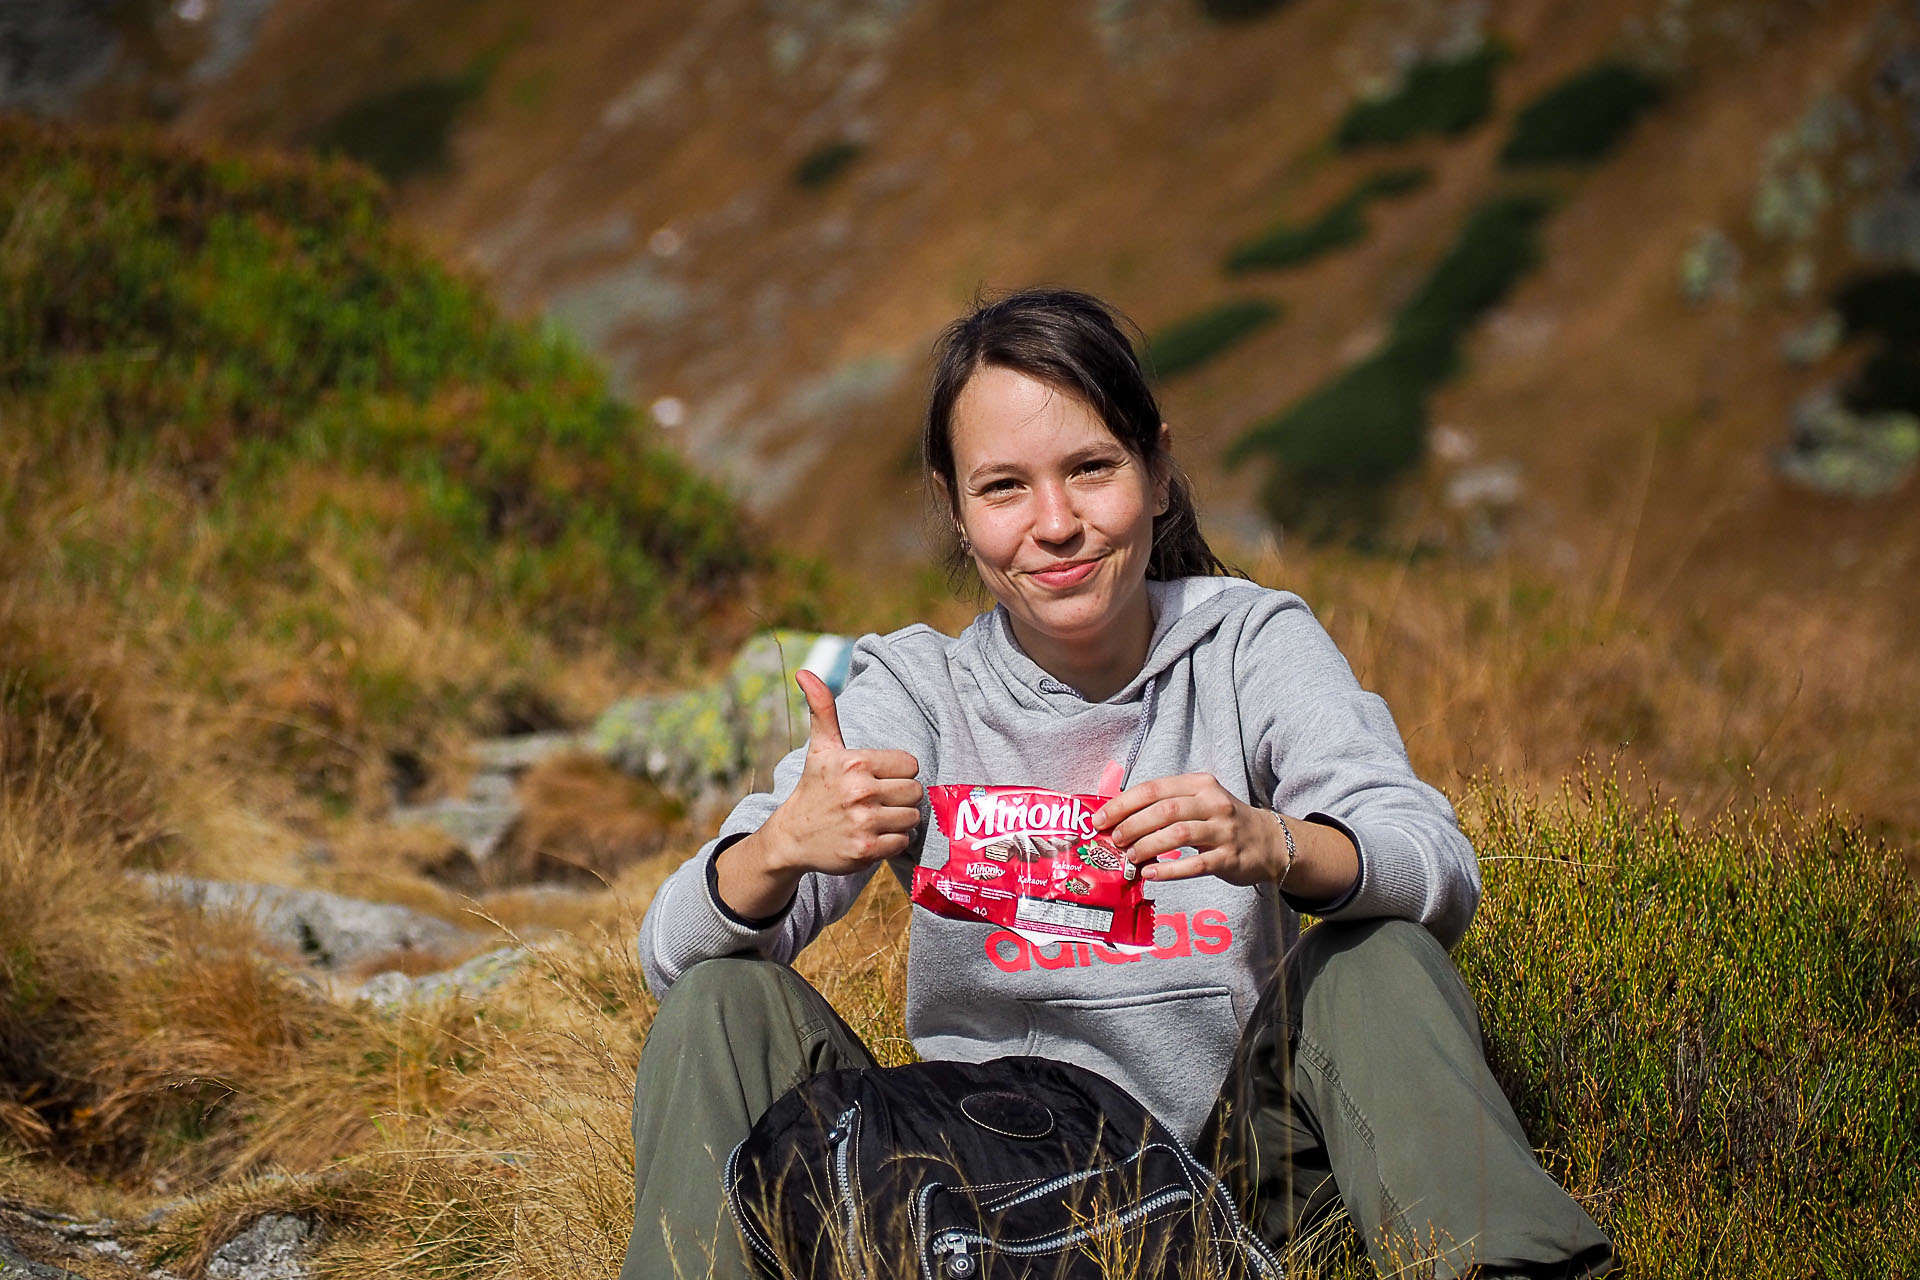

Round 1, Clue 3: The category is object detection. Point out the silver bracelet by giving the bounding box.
[1273,811,1297,889]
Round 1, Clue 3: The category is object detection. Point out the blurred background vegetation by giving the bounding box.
[1,1,1915,1277]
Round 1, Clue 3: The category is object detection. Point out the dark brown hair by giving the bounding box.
[922,288,1238,585]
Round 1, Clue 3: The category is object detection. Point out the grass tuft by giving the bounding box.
[1226,167,1431,274]
[1499,61,1665,168]
[313,71,488,185]
[794,140,864,190]
[1833,268,1920,415]
[1143,298,1283,381]
[1335,44,1505,150]
[1230,193,1551,537]
[1196,0,1294,21]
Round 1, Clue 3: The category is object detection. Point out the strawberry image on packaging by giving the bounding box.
[912,784,1156,948]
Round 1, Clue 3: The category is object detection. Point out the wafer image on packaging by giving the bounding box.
[912,783,1156,948]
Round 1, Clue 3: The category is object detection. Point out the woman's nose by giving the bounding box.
[1032,480,1080,542]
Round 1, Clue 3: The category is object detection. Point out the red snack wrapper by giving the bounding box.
[912,784,1155,948]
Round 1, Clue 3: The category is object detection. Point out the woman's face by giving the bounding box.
[947,365,1167,680]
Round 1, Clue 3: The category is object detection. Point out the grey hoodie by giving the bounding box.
[638,577,1480,1141]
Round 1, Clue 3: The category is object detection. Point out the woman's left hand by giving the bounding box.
[1091,773,1289,887]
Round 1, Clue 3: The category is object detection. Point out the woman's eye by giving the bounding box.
[1077,459,1117,476]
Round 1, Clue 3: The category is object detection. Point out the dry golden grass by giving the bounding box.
[4,467,1915,1278]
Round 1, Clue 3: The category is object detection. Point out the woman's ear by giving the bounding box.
[934,475,972,551]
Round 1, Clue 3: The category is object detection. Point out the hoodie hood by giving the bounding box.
[975,575,1267,708]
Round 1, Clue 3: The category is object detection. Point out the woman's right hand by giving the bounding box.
[714,670,924,919]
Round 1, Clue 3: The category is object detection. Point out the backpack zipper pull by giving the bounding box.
[932,1231,977,1278]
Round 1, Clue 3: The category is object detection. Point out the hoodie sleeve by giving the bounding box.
[1238,595,1481,947]
[637,633,938,995]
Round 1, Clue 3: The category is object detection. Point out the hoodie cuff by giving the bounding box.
[1292,811,1440,926]
[1280,811,1365,915]
[705,832,797,930]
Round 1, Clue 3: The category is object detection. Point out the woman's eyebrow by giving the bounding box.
[966,445,1128,487]
[965,460,1023,486]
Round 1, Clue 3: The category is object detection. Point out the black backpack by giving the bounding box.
[723,1055,1284,1280]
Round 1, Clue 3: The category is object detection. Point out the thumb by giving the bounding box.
[796,669,845,753]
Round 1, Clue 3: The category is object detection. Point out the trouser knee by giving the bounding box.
[644,956,802,1057]
[1288,918,1482,1046]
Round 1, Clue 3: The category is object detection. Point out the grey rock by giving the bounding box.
[185,0,279,86]
[544,259,693,352]
[590,631,852,806]
[1679,226,1742,303]
[390,768,521,865]
[0,1229,86,1279]
[207,1214,315,1280]
[357,945,534,1010]
[1780,311,1845,366]
[1849,193,1920,267]
[468,732,582,774]
[0,0,119,116]
[1443,461,1524,511]
[142,875,469,970]
[1753,164,1828,243]
[1779,387,1920,498]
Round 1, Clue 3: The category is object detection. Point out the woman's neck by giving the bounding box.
[1006,585,1155,702]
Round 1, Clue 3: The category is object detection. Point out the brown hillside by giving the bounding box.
[57,0,1920,822]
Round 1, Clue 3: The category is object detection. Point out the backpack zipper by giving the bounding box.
[827,1104,867,1279]
[722,1139,787,1273]
[925,1185,1195,1270]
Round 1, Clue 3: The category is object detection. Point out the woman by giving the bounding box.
[624,289,1612,1279]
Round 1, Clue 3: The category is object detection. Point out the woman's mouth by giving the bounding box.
[1030,558,1100,588]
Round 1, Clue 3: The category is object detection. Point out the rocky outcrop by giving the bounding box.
[590,629,852,807]
[205,1214,316,1280]
[356,945,534,1010]
[141,875,474,970]
[0,1203,320,1280]
[1778,386,1920,498]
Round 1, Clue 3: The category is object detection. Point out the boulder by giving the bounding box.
[357,945,534,1010]
[590,630,853,806]
[1778,387,1920,498]
[390,770,520,866]
[142,875,471,970]
[207,1214,315,1280]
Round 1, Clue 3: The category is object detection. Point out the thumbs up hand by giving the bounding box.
[758,670,925,877]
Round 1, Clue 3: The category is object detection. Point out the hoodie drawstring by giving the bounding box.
[1033,673,1159,789]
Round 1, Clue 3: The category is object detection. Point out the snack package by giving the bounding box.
[911,784,1155,948]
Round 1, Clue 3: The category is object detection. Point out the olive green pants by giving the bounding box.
[620,920,1612,1279]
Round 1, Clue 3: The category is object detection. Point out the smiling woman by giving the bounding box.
[622,289,1614,1280]
[944,365,1167,699]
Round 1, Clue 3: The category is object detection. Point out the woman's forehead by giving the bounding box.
[951,366,1121,466]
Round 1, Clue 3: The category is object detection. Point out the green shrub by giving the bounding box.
[0,117,786,651]
[1499,61,1664,168]
[1834,268,1920,345]
[1823,270,1920,416]
[1225,166,1430,274]
[1196,0,1293,20]
[1230,194,1550,536]
[1459,775,1920,1273]
[1391,192,1552,374]
[313,72,487,184]
[1336,44,1504,149]
[1142,298,1281,380]
[794,140,863,189]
